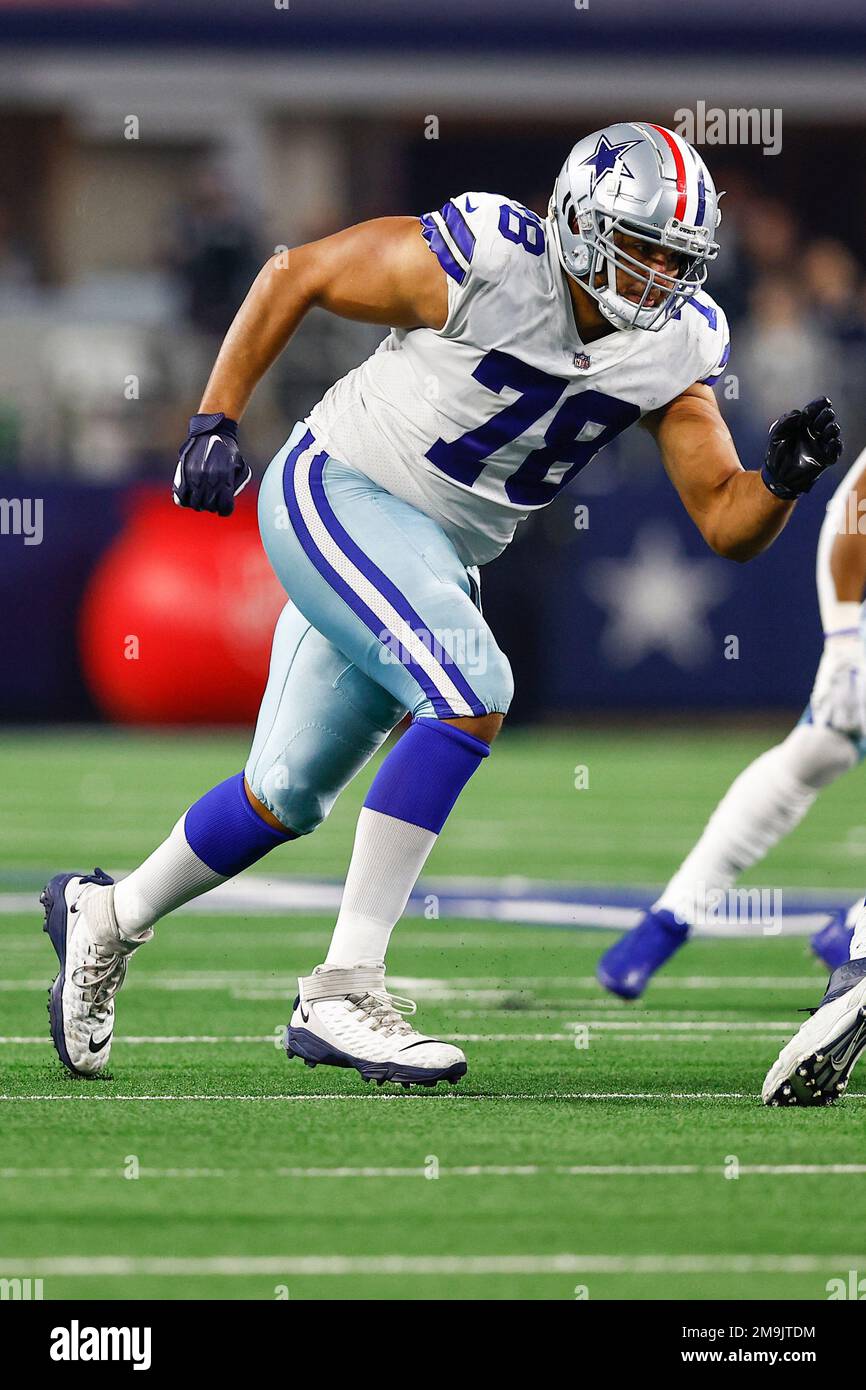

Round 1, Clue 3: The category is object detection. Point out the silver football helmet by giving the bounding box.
[549,121,722,331]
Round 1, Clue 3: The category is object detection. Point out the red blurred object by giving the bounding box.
[79,489,287,724]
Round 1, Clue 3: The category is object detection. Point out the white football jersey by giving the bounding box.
[307,191,730,567]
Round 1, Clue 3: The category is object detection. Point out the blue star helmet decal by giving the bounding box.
[580,134,642,191]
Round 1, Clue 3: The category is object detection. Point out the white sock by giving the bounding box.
[849,899,866,961]
[325,808,437,967]
[112,815,227,936]
[656,723,858,927]
[78,879,153,949]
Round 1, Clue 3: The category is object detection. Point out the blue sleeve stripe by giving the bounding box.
[701,338,731,384]
[420,212,467,285]
[686,296,718,331]
[441,199,476,266]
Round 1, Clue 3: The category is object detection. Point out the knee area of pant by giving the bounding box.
[410,646,514,725]
[493,649,515,715]
[246,761,327,837]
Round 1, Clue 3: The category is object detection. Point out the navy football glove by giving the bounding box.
[761,396,843,500]
[173,412,252,517]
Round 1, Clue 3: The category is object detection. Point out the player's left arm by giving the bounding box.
[645,384,843,563]
[811,448,866,736]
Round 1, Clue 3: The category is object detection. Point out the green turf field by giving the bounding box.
[2,725,865,1301]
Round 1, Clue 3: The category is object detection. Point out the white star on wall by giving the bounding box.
[583,522,733,670]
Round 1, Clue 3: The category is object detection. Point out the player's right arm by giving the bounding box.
[200,218,448,419]
[174,218,448,514]
[811,449,866,736]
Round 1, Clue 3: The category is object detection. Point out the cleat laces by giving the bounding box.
[71,948,127,1023]
[346,988,418,1037]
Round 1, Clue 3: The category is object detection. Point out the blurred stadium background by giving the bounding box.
[3,0,866,727]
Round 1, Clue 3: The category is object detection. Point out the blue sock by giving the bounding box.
[185,772,295,877]
[364,717,490,831]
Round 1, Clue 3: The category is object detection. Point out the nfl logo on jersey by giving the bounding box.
[573,351,592,370]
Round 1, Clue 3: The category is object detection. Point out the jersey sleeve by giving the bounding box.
[419,192,515,334]
[698,303,731,386]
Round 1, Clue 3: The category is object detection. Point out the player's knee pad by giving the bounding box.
[489,645,515,716]
[250,740,336,836]
[246,633,406,835]
[779,721,859,790]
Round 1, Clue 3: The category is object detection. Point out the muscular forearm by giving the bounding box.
[701,469,795,562]
[196,218,446,423]
[829,529,866,603]
[199,254,314,420]
[815,449,866,627]
[828,458,866,603]
[655,386,841,566]
[655,390,792,562]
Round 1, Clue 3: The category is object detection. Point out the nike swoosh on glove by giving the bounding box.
[173,413,252,517]
[761,396,843,500]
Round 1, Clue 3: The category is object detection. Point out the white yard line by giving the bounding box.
[0,1023,796,1046]
[3,1090,862,1102]
[392,976,827,991]
[2,1162,865,1180]
[0,1036,280,1045]
[563,1019,797,1031]
[0,974,828,995]
[0,1253,859,1277]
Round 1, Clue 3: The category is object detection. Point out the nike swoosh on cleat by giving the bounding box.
[88,1033,112,1053]
[831,1034,863,1071]
[465,198,477,213]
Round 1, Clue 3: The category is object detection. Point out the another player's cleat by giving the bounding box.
[762,957,866,1106]
[596,908,689,1000]
[285,964,467,1088]
[41,868,150,1077]
[810,911,855,973]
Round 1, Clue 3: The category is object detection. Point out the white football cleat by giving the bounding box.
[762,958,866,1106]
[285,964,467,1088]
[41,869,151,1077]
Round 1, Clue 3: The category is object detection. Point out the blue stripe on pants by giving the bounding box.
[280,430,487,719]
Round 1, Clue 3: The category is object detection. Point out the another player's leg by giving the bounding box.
[264,427,513,1086]
[810,901,857,973]
[597,721,858,999]
[762,898,866,1106]
[42,599,404,1077]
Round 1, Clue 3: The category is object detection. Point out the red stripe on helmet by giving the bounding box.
[648,123,688,220]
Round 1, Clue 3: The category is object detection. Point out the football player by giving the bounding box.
[42,122,842,1088]
[598,445,866,1013]
[762,900,866,1106]
[761,450,866,1105]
